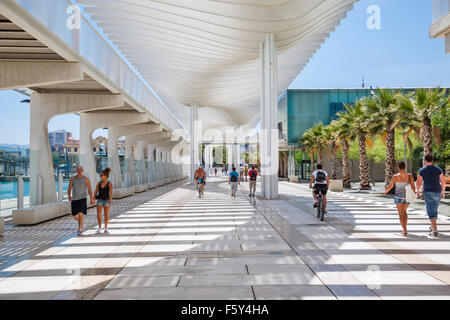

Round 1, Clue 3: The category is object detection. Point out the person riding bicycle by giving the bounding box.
[194,165,206,195]
[309,164,330,213]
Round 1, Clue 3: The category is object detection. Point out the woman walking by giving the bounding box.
[94,168,113,233]
[384,162,416,236]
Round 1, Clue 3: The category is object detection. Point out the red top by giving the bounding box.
[248,170,258,181]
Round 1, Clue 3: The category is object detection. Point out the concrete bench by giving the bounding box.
[12,202,71,226]
[134,184,148,193]
[330,179,344,192]
[0,217,4,236]
[112,187,135,199]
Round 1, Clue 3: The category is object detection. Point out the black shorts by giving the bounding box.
[71,199,87,216]
[314,184,328,196]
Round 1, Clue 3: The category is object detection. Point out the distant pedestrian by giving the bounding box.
[68,166,95,236]
[384,162,415,236]
[416,154,447,237]
[248,166,258,197]
[239,166,245,182]
[244,165,249,182]
[94,168,113,233]
[215,168,218,176]
[229,167,240,198]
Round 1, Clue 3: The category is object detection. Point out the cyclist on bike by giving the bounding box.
[194,165,206,195]
[309,164,330,213]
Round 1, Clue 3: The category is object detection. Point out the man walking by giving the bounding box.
[68,165,95,235]
[248,166,258,197]
[416,154,447,237]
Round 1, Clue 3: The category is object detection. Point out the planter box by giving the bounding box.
[289,176,299,183]
[330,179,344,192]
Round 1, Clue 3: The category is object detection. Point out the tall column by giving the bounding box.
[259,34,279,200]
[156,147,163,184]
[136,141,147,185]
[124,137,137,187]
[190,102,199,184]
[147,145,156,186]
[227,145,233,172]
[107,128,122,189]
[233,144,240,168]
[204,145,210,176]
[288,149,295,177]
[79,114,98,187]
[209,146,214,174]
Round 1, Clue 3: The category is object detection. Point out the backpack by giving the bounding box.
[316,170,326,183]
[231,172,238,182]
[250,170,257,181]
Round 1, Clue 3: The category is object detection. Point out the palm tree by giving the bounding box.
[310,122,327,164]
[332,113,353,189]
[344,100,373,190]
[361,89,404,189]
[299,128,317,175]
[322,124,340,180]
[396,88,449,165]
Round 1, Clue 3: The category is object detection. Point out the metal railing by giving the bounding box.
[433,0,450,23]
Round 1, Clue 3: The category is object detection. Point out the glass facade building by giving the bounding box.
[279,88,418,146]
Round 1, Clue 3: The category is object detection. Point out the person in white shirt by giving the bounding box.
[309,164,330,213]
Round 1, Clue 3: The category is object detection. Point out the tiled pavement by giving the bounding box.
[0,176,449,300]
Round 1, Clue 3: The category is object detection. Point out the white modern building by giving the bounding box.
[431,0,450,53]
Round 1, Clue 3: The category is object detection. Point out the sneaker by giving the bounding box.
[104,228,109,233]
[249,194,252,197]
[96,227,102,233]
[77,229,82,236]
[313,202,318,208]
[430,231,439,237]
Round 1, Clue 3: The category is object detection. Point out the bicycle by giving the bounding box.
[316,190,325,222]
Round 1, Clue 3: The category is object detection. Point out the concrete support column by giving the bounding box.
[233,144,240,168]
[136,141,147,185]
[156,147,162,183]
[107,127,122,189]
[226,145,233,172]
[79,114,98,187]
[124,137,137,187]
[190,102,199,184]
[29,93,123,206]
[259,34,279,200]
[204,145,210,176]
[288,150,296,177]
[147,145,156,185]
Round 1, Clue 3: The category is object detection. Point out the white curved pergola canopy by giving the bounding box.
[78,0,357,130]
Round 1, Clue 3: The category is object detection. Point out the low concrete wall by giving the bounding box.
[134,184,148,193]
[329,180,344,192]
[0,217,4,236]
[12,202,71,225]
[112,187,135,199]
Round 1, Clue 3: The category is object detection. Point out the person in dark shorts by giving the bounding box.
[93,168,113,233]
[68,165,95,235]
[416,154,447,237]
[309,164,330,213]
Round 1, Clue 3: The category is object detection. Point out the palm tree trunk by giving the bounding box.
[422,116,433,165]
[318,147,323,165]
[385,126,396,189]
[310,151,315,175]
[358,133,371,190]
[331,142,337,180]
[342,140,350,188]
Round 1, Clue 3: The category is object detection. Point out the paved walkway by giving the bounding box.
[0,176,449,300]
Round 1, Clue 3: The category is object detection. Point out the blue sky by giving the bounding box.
[0,0,448,145]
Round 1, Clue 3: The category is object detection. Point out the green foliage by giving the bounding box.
[51,152,60,169]
[411,146,423,178]
[432,102,450,170]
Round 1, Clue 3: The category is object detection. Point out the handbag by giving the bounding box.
[405,184,416,203]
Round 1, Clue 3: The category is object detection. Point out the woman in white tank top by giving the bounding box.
[384,162,416,236]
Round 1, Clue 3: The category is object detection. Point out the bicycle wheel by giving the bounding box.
[320,205,325,221]
[317,196,321,218]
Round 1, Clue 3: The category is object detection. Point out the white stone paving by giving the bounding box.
[0,176,449,300]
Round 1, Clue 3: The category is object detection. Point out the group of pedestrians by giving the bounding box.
[384,153,447,237]
[310,153,446,237]
[67,165,113,236]
[228,165,258,198]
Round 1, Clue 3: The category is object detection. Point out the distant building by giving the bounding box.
[49,130,72,151]
[62,136,109,155]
